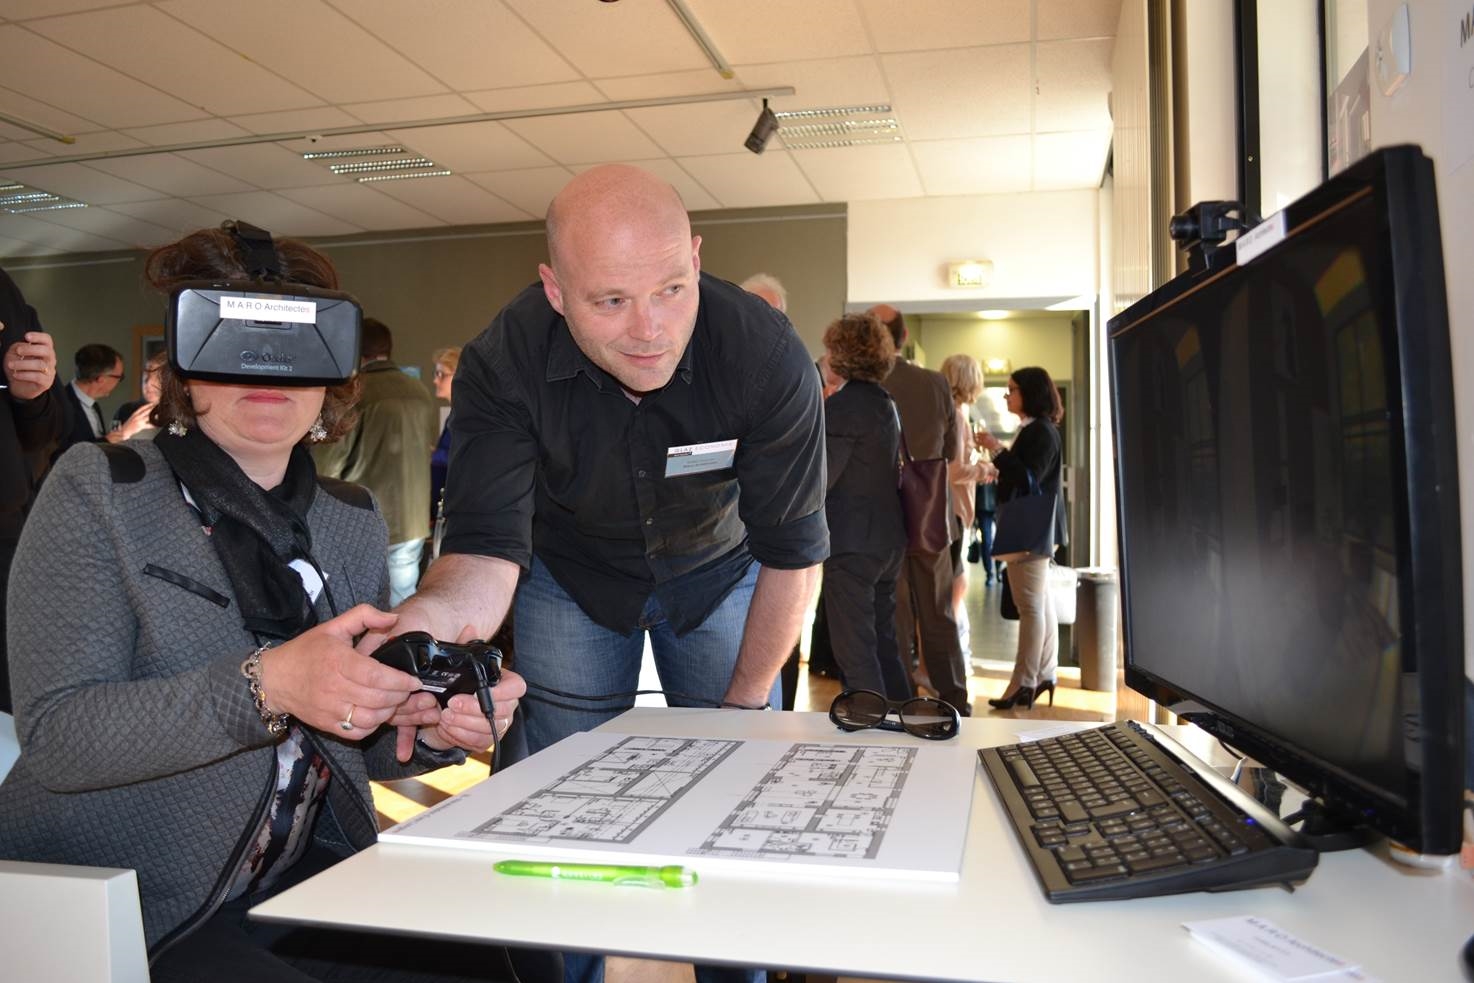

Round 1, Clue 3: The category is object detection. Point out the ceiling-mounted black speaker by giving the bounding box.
[745,98,778,154]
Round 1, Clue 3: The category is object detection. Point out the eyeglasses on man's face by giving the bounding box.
[828,689,960,740]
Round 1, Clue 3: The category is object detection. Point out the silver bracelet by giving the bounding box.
[240,644,291,737]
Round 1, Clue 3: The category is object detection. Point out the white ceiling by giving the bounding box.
[0,0,1119,257]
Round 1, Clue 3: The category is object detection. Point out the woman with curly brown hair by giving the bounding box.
[0,225,541,982]
[819,313,912,700]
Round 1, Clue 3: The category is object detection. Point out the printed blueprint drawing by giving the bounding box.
[381,730,974,882]
[697,743,914,861]
[467,736,740,843]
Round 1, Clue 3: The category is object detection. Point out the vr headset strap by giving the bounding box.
[226,220,283,280]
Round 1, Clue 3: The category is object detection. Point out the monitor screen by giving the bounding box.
[1109,146,1465,855]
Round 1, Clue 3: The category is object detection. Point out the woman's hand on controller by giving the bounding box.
[258,604,421,738]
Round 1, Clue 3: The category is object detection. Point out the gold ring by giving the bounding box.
[339,705,356,731]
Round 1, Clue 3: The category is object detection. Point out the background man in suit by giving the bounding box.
[1,268,64,712]
[869,303,971,715]
[54,342,123,461]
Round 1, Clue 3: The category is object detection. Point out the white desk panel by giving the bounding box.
[252,708,1474,982]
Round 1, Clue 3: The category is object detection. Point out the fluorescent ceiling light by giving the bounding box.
[303,145,406,160]
[775,104,891,120]
[977,310,1011,320]
[0,182,86,214]
[329,157,435,175]
[772,105,901,151]
[356,169,453,184]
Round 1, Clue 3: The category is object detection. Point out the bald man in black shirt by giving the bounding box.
[380,164,827,742]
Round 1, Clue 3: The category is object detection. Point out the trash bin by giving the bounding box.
[1074,568,1119,692]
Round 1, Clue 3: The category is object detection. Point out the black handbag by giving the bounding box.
[991,468,1057,562]
[890,401,950,555]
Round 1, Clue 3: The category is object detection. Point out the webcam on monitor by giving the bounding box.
[166,221,361,386]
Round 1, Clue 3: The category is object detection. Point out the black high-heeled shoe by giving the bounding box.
[988,685,1035,710]
[1034,680,1057,707]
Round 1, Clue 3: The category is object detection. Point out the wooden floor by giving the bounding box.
[371,568,1139,983]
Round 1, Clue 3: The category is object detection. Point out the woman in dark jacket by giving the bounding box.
[820,313,912,700]
[978,367,1067,709]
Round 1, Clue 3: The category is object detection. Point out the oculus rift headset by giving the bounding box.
[166,220,361,385]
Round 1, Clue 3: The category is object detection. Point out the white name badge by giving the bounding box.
[665,438,738,477]
[220,295,318,324]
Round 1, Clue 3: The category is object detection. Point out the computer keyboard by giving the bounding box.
[978,721,1319,902]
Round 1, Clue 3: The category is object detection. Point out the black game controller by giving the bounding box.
[372,631,502,708]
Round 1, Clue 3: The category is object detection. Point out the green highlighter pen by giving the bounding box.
[494,859,698,888]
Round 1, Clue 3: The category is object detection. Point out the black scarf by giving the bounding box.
[155,428,320,640]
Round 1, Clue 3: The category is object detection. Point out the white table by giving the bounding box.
[251,708,1474,982]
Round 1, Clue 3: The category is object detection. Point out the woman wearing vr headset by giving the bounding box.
[0,226,548,982]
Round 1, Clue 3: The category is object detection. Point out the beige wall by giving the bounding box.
[910,314,1075,384]
[6,204,847,419]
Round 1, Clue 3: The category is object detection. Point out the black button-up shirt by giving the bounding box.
[442,273,829,635]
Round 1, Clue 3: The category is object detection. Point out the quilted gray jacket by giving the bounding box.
[0,438,457,955]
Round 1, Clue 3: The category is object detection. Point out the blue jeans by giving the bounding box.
[513,558,772,983]
[514,557,777,755]
[386,538,424,608]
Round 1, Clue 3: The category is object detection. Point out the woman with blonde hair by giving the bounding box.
[429,345,461,528]
[939,354,995,657]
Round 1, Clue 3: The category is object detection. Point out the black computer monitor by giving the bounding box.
[1108,145,1466,855]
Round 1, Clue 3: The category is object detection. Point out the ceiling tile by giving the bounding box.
[463,81,607,114]
[228,107,362,137]
[882,45,1031,140]
[278,184,445,231]
[595,72,743,102]
[676,151,819,208]
[110,197,236,233]
[0,25,207,128]
[570,159,721,212]
[0,84,98,137]
[910,135,1032,195]
[1038,0,1123,41]
[21,130,144,160]
[158,0,447,103]
[186,190,363,237]
[20,204,179,248]
[861,0,1031,50]
[0,141,53,163]
[0,231,61,257]
[0,212,132,252]
[504,0,710,78]
[0,0,134,17]
[343,0,581,91]
[382,120,553,172]
[791,143,923,201]
[29,6,324,117]
[369,174,534,225]
[1032,130,1110,190]
[505,111,663,166]
[121,119,249,147]
[342,94,480,125]
[179,145,344,190]
[683,0,872,62]
[462,166,574,218]
[1035,40,1113,132]
[734,57,891,111]
[625,101,764,158]
[86,154,256,197]
[0,162,165,204]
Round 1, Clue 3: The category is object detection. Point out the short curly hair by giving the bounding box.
[144,226,359,441]
[823,313,894,384]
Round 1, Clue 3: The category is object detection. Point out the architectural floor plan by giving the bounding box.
[382,729,974,882]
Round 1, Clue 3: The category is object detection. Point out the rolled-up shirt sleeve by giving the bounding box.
[735,328,829,569]
[440,326,539,568]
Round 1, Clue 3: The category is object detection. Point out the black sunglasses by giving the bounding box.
[828,689,960,741]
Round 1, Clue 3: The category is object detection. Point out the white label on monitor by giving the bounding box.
[1234,211,1288,266]
[220,295,318,324]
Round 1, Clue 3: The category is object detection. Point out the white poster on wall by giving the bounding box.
[1447,1,1474,172]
